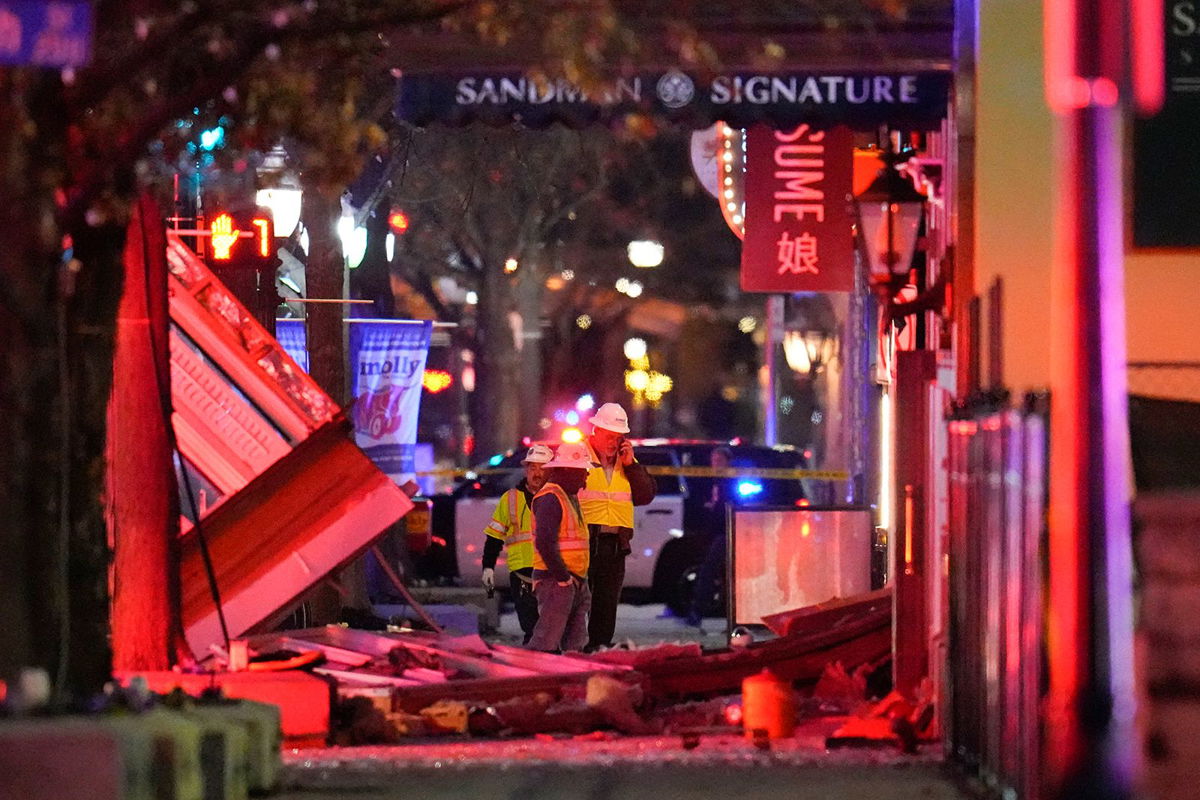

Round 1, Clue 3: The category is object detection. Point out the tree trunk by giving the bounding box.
[0,77,120,700]
[303,189,347,404]
[515,251,544,435]
[473,259,520,457]
[64,215,126,698]
[108,195,183,671]
[300,188,372,615]
[0,80,48,690]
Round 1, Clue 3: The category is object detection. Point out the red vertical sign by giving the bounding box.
[740,124,855,293]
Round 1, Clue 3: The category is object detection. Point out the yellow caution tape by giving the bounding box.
[643,465,850,480]
[414,465,849,481]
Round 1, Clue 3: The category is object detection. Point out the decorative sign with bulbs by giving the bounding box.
[717,124,746,240]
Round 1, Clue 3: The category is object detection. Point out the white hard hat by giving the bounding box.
[521,443,554,464]
[544,442,599,470]
[588,402,630,434]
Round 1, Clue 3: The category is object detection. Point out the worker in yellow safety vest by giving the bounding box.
[526,442,598,652]
[482,443,553,644]
[580,402,656,651]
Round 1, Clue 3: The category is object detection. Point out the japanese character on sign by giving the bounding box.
[741,124,852,293]
[776,231,819,275]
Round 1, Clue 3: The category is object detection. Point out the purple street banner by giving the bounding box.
[276,319,432,483]
[276,319,309,372]
[350,320,432,483]
[740,123,855,293]
[0,1,92,68]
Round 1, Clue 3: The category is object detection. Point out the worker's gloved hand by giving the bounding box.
[481,568,495,591]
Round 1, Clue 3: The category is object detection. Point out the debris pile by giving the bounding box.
[233,588,902,746]
[825,680,938,753]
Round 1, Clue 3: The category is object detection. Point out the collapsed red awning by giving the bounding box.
[165,232,413,656]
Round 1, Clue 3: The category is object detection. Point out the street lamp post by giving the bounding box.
[853,141,929,698]
[626,239,664,269]
[782,329,837,376]
[854,145,926,299]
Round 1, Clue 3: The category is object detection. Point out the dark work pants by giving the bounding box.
[509,569,539,644]
[527,575,590,653]
[587,532,627,649]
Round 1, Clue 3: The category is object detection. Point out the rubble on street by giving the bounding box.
[231,589,898,748]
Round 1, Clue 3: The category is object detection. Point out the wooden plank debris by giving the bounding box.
[632,591,893,697]
[760,587,892,638]
[390,671,642,714]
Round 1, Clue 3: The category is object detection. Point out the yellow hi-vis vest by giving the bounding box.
[530,483,590,576]
[483,487,534,571]
[578,440,634,529]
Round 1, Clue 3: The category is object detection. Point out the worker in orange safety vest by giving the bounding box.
[481,443,553,644]
[527,442,598,653]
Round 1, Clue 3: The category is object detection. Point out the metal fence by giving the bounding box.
[946,399,1047,800]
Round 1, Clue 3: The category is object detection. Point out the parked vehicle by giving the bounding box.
[416,443,684,600]
[415,440,812,615]
[643,441,812,616]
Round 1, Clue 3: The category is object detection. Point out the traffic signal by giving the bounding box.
[422,369,453,394]
[206,210,275,267]
[203,208,280,334]
[387,209,409,234]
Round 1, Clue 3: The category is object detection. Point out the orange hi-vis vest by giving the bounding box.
[483,488,534,571]
[578,440,634,529]
[531,483,590,576]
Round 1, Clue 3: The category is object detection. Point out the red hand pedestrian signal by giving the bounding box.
[206,211,274,263]
[210,213,241,260]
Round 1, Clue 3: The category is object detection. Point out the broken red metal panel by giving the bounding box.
[169,325,293,493]
[166,233,334,444]
[116,670,333,747]
[237,626,639,715]
[487,643,635,675]
[180,420,411,653]
[585,642,704,669]
[636,594,892,697]
[298,626,551,680]
[761,587,892,638]
[246,598,889,712]
[165,232,413,656]
[167,231,335,517]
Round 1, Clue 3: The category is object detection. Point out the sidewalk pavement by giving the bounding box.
[279,720,975,799]
[490,601,739,650]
